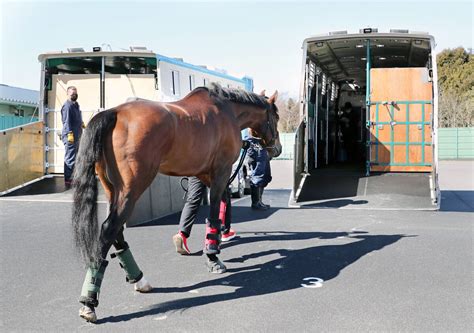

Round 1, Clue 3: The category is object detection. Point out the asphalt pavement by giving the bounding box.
[0,160,472,332]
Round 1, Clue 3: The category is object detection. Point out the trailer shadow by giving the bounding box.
[136,189,291,227]
[97,231,410,324]
[440,190,474,212]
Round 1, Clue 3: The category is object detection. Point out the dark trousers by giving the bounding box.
[63,140,78,182]
[178,177,231,237]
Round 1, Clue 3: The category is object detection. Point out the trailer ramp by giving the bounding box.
[291,166,436,210]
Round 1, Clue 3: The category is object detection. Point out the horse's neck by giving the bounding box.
[231,104,266,130]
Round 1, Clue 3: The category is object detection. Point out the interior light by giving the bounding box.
[379,57,386,60]
[414,40,422,45]
[356,44,364,48]
[361,57,367,61]
[316,42,324,47]
[376,44,384,48]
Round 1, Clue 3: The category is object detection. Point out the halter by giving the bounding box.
[261,106,278,147]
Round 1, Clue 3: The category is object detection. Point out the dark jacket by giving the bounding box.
[61,100,83,142]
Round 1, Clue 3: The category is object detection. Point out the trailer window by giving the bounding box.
[172,70,180,96]
[189,74,195,91]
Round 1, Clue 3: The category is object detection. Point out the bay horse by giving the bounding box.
[72,83,280,322]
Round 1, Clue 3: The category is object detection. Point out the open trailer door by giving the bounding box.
[291,29,439,210]
[368,68,433,172]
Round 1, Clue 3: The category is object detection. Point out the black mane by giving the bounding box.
[198,83,271,110]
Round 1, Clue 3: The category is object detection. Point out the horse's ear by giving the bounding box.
[268,90,279,104]
[259,90,266,96]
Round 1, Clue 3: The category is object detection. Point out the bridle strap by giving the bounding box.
[262,108,276,146]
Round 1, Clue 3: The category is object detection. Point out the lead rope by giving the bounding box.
[227,140,250,186]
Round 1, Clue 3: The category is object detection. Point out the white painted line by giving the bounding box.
[363,176,369,196]
[232,196,249,204]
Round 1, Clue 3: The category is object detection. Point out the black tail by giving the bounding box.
[72,110,117,265]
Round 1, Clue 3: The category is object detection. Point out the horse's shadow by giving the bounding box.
[98,231,411,324]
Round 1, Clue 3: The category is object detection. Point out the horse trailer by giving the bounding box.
[1,48,253,226]
[38,49,253,175]
[292,29,440,210]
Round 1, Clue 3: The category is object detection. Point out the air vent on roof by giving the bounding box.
[328,30,347,35]
[173,58,184,62]
[130,46,148,52]
[67,47,85,53]
[360,28,378,34]
[390,29,409,33]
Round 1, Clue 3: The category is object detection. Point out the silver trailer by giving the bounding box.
[292,29,440,210]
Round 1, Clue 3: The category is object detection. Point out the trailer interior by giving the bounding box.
[293,30,439,209]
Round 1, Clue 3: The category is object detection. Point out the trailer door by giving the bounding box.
[368,68,433,172]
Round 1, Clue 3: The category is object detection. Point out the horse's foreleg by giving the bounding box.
[111,228,152,292]
[203,167,232,273]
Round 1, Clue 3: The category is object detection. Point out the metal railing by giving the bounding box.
[0,115,39,131]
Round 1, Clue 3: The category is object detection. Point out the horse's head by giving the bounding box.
[253,90,282,158]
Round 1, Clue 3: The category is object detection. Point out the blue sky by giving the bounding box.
[1,0,472,96]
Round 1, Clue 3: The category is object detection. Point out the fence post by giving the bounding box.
[456,128,459,159]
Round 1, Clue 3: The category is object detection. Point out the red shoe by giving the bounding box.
[221,229,236,242]
[173,232,191,255]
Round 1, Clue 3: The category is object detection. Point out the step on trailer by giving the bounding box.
[292,29,440,210]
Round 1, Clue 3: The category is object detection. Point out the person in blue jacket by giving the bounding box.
[243,128,273,210]
[61,86,84,189]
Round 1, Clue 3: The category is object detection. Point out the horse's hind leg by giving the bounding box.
[78,164,115,322]
[78,167,140,322]
[79,191,136,322]
[111,227,152,292]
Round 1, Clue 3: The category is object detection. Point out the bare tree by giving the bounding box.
[439,91,474,127]
[276,93,301,132]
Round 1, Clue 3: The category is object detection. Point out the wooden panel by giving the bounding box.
[394,125,407,142]
[371,165,432,172]
[393,146,406,164]
[48,74,101,112]
[369,68,433,172]
[370,68,432,101]
[0,122,44,193]
[47,74,100,173]
[104,74,159,108]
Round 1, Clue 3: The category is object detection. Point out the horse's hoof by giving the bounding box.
[79,305,97,323]
[134,276,152,293]
[206,258,227,274]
